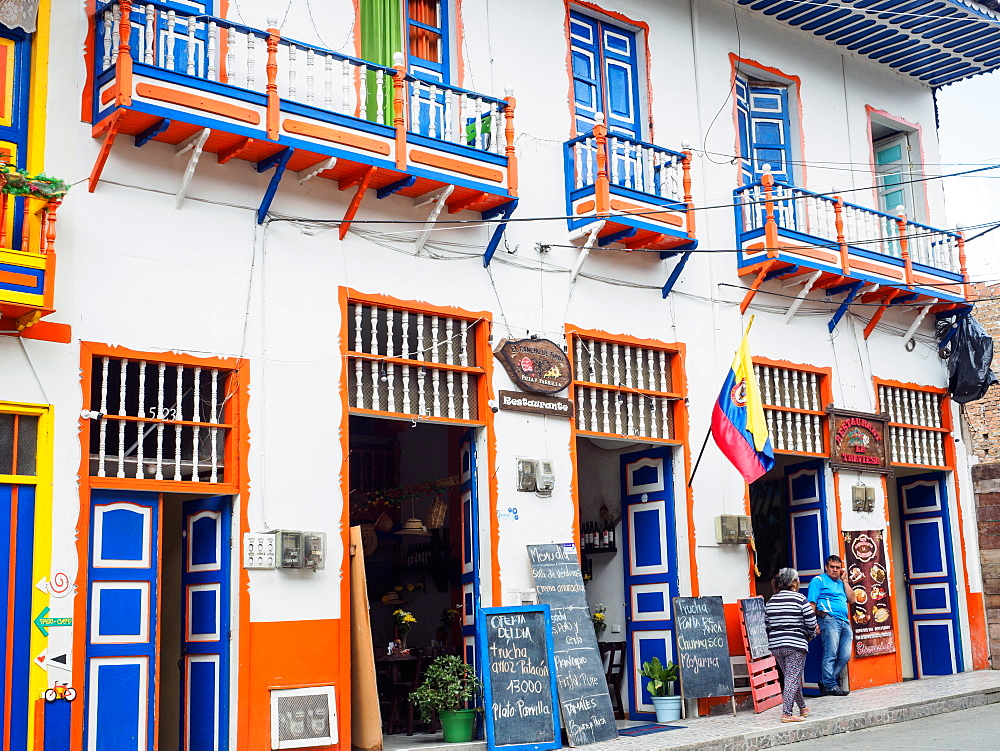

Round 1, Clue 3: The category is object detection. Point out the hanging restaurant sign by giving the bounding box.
[828,408,892,475]
[493,338,572,395]
[842,530,896,658]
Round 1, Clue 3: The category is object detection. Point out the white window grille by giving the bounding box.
[878,384,946,467]
[571,336,677,440]
[347,302,481,421]
[88,356,232,482]
[755,364,825,454]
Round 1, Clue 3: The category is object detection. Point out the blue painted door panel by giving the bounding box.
[621,445,677,720]
[85,489,160,751]
[785,459,828,695]
[459,429,481,671]
[898,473,962,677]
[570,12,640,139]
[181,496,231,751]
[737,75,794,186]
[1,484,35,751]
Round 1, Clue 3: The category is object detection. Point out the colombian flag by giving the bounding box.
[711,323,775,483]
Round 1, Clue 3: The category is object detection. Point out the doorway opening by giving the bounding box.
[348,415,473,744]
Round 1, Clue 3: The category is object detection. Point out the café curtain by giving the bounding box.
[0,0,40,33]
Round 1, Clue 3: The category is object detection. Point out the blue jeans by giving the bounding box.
[819,616,852,690]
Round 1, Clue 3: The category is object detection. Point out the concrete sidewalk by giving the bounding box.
[382,670,1000,751]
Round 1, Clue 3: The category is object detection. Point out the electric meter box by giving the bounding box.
[279,530,304,568]
[303,531,327,570]
[715,514,752,544]
[244,533,277,569]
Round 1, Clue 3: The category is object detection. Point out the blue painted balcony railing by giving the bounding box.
[733,170,970,332]
[89,1,517,248]
[563,118,696,253]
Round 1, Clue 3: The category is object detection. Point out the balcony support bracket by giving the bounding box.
[740,260,778,314]
[337,165,377,239]
[298,157,337,185]
[175,128,211,210]
[569,220,605,284]
[661,251,692,298]
[863,289,900,340]
[482,198,518,267]
[597,227,637,247]
[135,118,171,148]
[783,270,823,324]
[411,184,455,255]
[902,303,935,344]
[88,110,125,193]
[376,175,415,198]
[827,280,864,333]
[255,147,294,225]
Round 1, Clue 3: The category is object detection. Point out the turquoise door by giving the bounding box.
[621,445,677,720]
[180,496,231,750]
[897,473,963,677]
[84,489,160,751]
[785,459,829,695]
[459,429,481,670]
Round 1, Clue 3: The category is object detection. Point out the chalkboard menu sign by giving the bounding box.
[478,606,561,751]
[673,596,735,700]
[528,544,618,746]
[739,597,771,661]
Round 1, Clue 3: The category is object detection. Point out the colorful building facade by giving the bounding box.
[2,0,999,748]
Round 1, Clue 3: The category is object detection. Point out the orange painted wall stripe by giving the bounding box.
[283,119,391,155]
[408,150,504,182]
[135,83,262,124]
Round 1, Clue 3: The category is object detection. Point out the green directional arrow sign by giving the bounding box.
[34,607,50,637]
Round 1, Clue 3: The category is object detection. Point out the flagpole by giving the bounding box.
[688,426,712,487]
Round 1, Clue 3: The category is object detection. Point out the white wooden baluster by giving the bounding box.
[445,319,454,366]
[209,369,219,483]
[245,29,255,89]
[430,317,440,363]
[793,412,804,452]
[446,371,455,419]
[918,430,930,465]
[136,361,146,478]
[144,6,156,65]
[414,366,425,415]
[598,390,607,434]
[460,320,469,367]
[286,43,297,100]
[164,11,176,72]
[624,392,634,435]
[444,89,454,143]
[779,368,789,408]
[585,387,595,432]
[192,366,201,481]
[324,55,334,109]
[155,362,166,480]
[574,339,583,380]
[174,364,184,480]
[402,364,411,414]
[427,84,439,140]
[359,63,368,117]
[431,368,441,416]
[493,104,503,155]
[905,428,915,463]
[461,372,470,420]
[306,48,315,104]
[416,314,425,365]
[375,69,385,124]
[576,391,585,431]
[117,358,128,478]
[111,6,121,63]
[97,356,110,477]
[932,393,942,427]
[370,307,381,410]
[893,388,903,424]
[186,16,197,75]
[644,349,653,392]
[472,97,483,149]
[790,371,801,410]
[660,395,671,438]
[207,22,218,81]
[342,60,351,115]
[623,346,633,391]
[226,27,235,84]
[102,9,113,68]
[354,304,364,407]
[934,433,945,466]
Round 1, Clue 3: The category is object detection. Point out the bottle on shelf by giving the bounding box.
[601,523,609,549]
[609,523,615,550]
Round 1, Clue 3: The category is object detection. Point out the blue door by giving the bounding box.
[180,496,231,751]
[459,429,481,670]
[85,489,160,751]
[621,445,678,720]
[570,12,641,139]
[897,473,963,677]
[0,484,35,751]
[785,459,829,695]
[737,75,794,186]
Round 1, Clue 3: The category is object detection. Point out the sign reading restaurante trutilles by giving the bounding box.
[828,407,892,475]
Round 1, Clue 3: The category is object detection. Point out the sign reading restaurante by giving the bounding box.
[828,408,892,475]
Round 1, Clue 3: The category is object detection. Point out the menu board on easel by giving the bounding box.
[477,605,561,751]
[673,596,736,716]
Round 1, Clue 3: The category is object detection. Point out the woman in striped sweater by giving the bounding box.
[765,567,819,723]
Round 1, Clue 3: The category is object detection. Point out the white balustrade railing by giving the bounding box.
[755,364,825,454]
[567,132,685,203]
[735,180,962,273]
[406,79,508,155]
[878,384,946,466]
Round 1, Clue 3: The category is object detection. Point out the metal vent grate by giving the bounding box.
[270,686,338,749]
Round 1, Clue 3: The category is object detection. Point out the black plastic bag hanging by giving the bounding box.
[943,314,998,404]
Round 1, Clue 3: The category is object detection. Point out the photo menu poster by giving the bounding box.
[842,530,896,657]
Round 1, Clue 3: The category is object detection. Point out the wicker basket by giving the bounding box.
[426,494,448,529]
[374,511,393,532]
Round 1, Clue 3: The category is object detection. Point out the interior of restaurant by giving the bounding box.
[349,415,466,739]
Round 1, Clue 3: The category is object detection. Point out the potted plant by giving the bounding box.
[591,603,607,639]
[392,608,416,650]
[638,656,681,723]
[410,655,483,742]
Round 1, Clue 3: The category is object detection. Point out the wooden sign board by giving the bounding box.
[828,408,893,475]
[478,605,561,751]
[499,390,574,418]
[738,597,770,661]
[673,596,736,713]
[528,544,618,746]
[494,339,572,395]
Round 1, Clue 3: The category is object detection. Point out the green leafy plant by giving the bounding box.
[638,656,679,697]
[410,655,483,723]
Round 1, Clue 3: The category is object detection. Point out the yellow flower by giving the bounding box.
[393,609,404,616]
[404,614,417,623]
[594,613,605,621]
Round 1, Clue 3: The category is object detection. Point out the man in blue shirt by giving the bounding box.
[807,555,856,696]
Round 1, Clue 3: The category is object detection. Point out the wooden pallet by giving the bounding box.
[739,614,783,713]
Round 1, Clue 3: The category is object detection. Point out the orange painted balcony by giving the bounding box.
[90,2,518,257]
[0,193,61,332]
[563,118,696,258]
[734,171,970,335]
